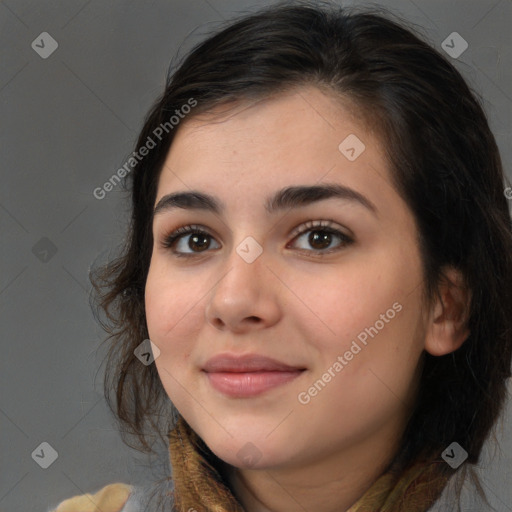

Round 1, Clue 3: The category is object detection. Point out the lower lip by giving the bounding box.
[204,370,304,397]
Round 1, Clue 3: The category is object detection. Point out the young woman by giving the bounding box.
[51,2,512,511]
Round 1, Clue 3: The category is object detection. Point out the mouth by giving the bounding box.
[201,352,307,398]
[202,369,306,398]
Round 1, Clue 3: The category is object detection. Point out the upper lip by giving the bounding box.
[202,353,306,373]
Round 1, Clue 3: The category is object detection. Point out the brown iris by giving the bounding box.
[308,231,332,250]
[189,234,210,252]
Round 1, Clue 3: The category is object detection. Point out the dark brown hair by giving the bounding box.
[90,1,512,508]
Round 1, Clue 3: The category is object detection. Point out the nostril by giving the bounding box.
[212,318,225,328]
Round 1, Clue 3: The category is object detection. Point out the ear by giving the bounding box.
[424,266,471,356]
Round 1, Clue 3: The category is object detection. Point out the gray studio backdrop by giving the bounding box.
[1,1,511,511]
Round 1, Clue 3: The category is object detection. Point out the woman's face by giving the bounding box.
[145,86,429,472]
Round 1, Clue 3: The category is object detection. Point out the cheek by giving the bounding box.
[287,262,407,346]
[287,253,424,381]
[292,273,424,443]
[145,264,204,354]
[144,265,207,410]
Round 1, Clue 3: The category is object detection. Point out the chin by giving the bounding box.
[199,428,293,471]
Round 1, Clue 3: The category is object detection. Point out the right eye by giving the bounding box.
[161,224,221,257]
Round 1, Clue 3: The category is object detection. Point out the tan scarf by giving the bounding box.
[168,415,455,512]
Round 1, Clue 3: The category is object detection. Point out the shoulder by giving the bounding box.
[49,482,133,512]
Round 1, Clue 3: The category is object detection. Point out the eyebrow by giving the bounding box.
[153,183,378,217]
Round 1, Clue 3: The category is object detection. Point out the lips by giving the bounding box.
[202,353,305,373]
[202,353,306,398]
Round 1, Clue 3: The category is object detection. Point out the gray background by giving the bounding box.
[1,0,511,511]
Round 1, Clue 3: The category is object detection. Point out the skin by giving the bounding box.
[144,86,470,512]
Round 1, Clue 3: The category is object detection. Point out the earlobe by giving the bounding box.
[424,267,471,357]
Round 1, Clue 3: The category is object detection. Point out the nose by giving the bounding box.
[204,242,282,333]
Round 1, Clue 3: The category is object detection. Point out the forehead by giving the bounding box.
[170,87,375,154]
[156,86,392,205]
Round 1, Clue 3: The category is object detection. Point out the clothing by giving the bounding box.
[49,415,455,512]
[48,483,133,512]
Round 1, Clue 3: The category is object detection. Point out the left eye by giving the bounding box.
[289,224,353,254]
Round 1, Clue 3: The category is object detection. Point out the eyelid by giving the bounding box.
[160,223,215,249]
[288,219,349,239]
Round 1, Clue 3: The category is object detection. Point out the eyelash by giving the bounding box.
[160,220,354,259]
